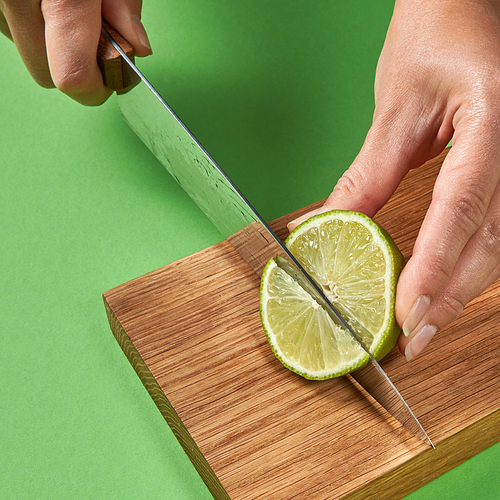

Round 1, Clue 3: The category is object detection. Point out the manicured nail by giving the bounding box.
[402,295,431,337]
[405,324,438,361]
[287,207,328,232]
[132,15,152,54]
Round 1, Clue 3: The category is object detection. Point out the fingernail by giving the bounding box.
[402,295,431,337]
[405,324,437,361]
[287,207,330,232]
[132,16,152,54]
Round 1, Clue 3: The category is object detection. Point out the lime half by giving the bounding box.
[259,210,405,380]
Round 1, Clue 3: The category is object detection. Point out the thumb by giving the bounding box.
[103,0,152,57]
[288,128,413,232]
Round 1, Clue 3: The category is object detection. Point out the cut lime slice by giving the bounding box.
[260,210,405,380]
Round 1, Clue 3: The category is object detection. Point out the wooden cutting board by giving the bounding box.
[103,148,500,499]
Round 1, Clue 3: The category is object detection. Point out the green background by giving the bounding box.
[2,1,499,498]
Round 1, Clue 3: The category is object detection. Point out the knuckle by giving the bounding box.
[53,66,90,95]
[449,189,489,234]
[472,73,500,107]
[334,170,358,198]
[424,250,454,286]
[438,291,467,321]
[478,217,500,253]
[463,102,500,133]
[333,165,379,214]
[41,0,82,17]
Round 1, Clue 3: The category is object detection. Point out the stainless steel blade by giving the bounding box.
[102,27,434,448]
[276,256,434,447]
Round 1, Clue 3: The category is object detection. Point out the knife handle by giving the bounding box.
[97,19,140,94]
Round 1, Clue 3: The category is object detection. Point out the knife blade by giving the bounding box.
[100,24,434,449]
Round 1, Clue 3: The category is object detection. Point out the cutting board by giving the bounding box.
[103,148,500,499]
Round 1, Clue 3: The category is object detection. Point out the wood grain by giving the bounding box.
[103,148,500,499]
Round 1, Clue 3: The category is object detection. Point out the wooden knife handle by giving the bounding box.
[97,19,140,94]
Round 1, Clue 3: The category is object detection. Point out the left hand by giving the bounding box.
[289,0,500,362]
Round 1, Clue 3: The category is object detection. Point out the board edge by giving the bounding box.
[342,407,500,499]
[102,294,231,500]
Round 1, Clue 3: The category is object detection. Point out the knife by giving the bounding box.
[99,21,434,449]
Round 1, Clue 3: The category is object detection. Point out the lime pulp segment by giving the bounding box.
[259,210,404,380]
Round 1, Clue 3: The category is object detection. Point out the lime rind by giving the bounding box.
[260,258,368,380]
[260,210,405,380]
[285,210,404,359]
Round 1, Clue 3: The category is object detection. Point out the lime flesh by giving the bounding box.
[259,210,405,380]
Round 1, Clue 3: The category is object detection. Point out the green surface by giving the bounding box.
[1,1,499,498]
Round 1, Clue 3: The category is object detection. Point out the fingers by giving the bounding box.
[287,0,500,365]
[397,117,500,360]
[0,10,12,40]
[102,0,152,57]
[287,206,333,232]
[1,1,54,87]
[399,189,500,360]
[288,98,500,366]
[287,130,410,232]
[1,0,151,105]
[42,0,113,105]
[288,98,451,232]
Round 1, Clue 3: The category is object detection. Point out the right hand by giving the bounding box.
[0,0,152,105]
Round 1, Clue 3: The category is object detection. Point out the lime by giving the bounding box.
[259,210,405,380]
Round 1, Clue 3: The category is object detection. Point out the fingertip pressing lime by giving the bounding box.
[259,210,405,380]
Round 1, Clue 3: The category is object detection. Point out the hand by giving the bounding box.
[0,0,152,105]
[289,0,500,361]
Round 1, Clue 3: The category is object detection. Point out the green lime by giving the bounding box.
[260,210,405,380]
